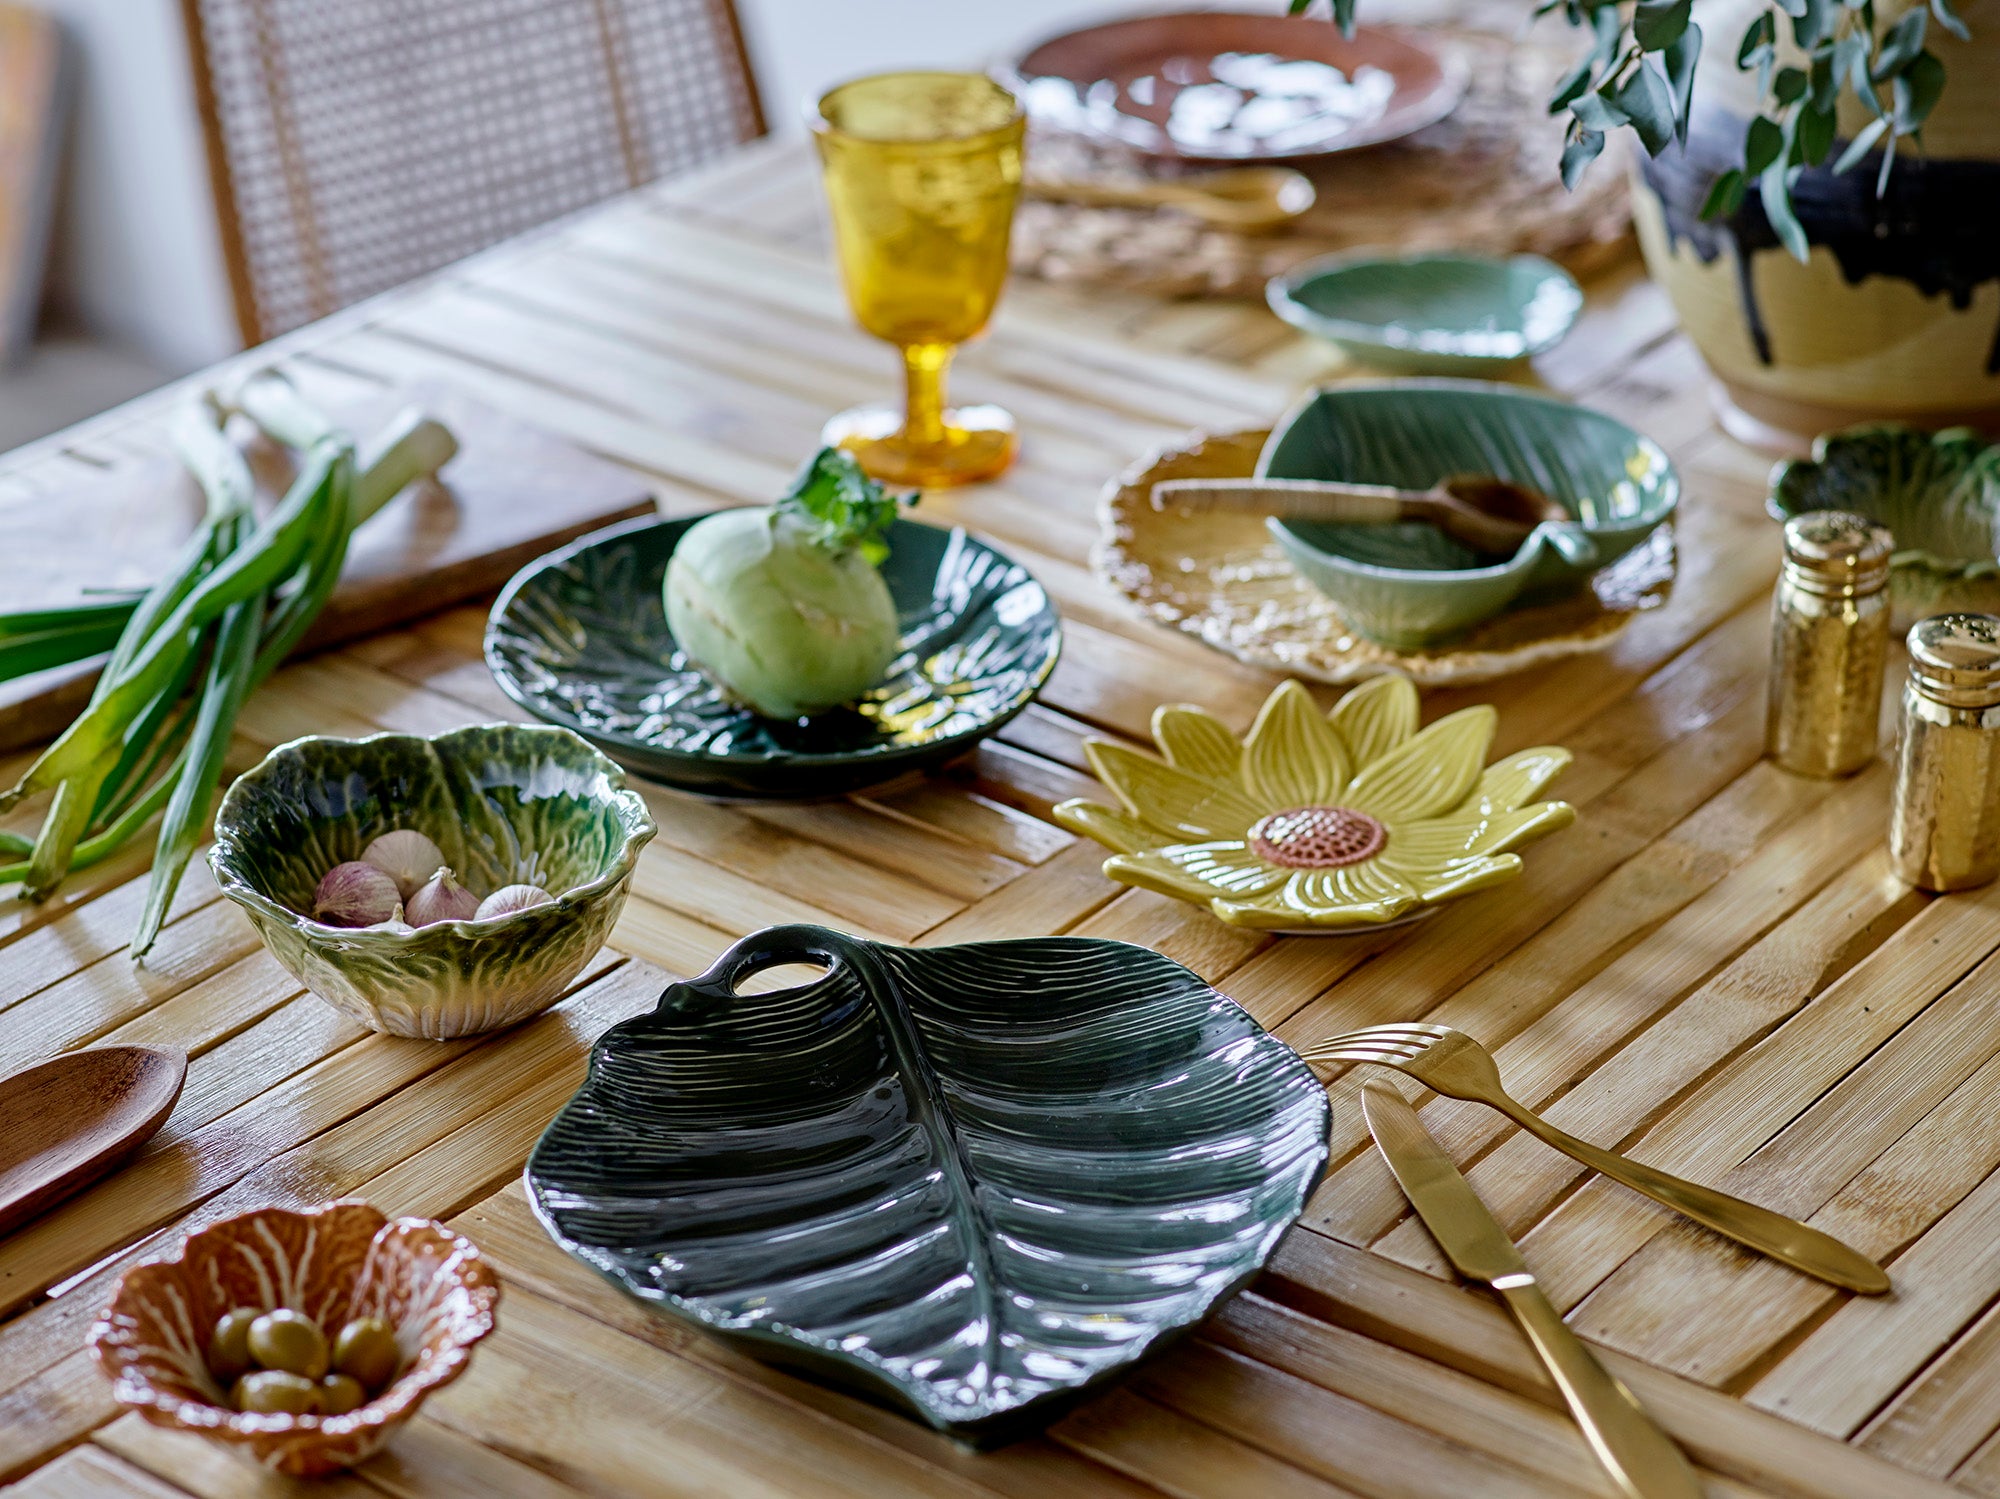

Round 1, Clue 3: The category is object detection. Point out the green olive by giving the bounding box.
[232,1370,321,1415]
[331,1316,400,1392]
[318,1373,367,1416]
[247,1309,329,1379]
[207,1307,260,1383]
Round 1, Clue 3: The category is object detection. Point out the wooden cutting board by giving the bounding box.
[0,383,655,752]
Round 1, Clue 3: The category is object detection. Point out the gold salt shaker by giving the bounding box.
[1766,512,1894,776]
[1891,613,2000,892]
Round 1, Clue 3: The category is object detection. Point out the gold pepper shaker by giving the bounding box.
[1766,511,1894,777]
[1891,613,2000,892]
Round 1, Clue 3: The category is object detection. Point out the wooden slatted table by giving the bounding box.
[0,132,1991,1499]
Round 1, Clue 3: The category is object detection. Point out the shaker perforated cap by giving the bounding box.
[1781,511,1893,593]
[1908,613,2000,708]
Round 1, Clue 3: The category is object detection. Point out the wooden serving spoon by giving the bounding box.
[1024,167,1315,234]
[1150,473,1569,557]
[0,1045,187,1236]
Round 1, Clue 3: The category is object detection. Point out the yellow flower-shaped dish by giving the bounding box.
[1053,676,1573,932]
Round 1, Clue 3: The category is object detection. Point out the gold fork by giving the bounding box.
[1307,1023,1890,1296]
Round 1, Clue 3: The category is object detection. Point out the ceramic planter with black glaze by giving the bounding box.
[526,924,1331,1444]
[1632,0,2000,444]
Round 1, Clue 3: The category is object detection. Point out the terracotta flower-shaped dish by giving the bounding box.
[1769,423,2000,628]
[1054,675,1573,931]
[89,1200,499,1477]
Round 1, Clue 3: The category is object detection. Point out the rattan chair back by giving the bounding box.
[181,0,765,344]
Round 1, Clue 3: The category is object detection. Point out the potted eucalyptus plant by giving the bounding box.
[1299,0,1995,442]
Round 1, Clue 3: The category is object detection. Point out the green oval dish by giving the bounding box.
[1768,423,2000,627]
[210,724,655,1039]
[1262,381,1678,650]
[1267,251,1583,375]
[485,516,1062,799]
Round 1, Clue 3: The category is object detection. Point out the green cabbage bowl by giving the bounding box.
[1769,424,2000,628]
[209,725,655,1039]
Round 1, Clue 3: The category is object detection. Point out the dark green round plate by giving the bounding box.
[484,516,1061,799]
[526,923,1332,1444]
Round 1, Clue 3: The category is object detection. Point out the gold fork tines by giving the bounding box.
[1304,1022,1891,1296]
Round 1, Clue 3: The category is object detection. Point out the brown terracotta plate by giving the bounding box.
[1009,13,1467,162]
[0,1045,186,1236]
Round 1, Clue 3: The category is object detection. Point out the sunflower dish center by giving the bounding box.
[1246,806,1388,869]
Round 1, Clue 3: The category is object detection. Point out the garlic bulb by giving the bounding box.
[360,829,447,900]
[405,866,480,927]
[313,862,403,927]
[475,884,554,921]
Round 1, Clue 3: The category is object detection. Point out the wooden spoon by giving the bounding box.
[1150,473,1569,557]
[0,1045,187,1236]
[1025,167,1315,234]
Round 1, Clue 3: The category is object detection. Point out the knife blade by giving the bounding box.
[1361,1079,1704,1499]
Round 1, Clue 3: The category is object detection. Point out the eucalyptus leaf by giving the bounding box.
[1761,162,1810,260]
[1744,113,1786,175]
[1612,60,1676,153]
[1877,126,1899,194]
[1737,9,1777,65]
[1550,5,1624,110]
[1634,0,1691,51]
[1894,50,1946,129]
[1330,0,1356,36]
[1932,0,1971,40]
[1561,124,1607,186]
[1773,64,1809,102]
[1833,113,1890,171]
[1873,8,1927,76]
[1791,0,1836,50]
[1571,91,1629,130]
[1700,166,1748,219]
[526,925,1333,1440]
[1664,23,1702,141]
[1798,101,1837,164]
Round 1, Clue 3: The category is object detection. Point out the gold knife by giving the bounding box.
[1361,1080,1704,1499]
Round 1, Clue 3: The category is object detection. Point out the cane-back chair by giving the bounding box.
[180,0,766,345]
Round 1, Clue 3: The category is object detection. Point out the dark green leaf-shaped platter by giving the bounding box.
[485,516,1061,798]
[526,925,1331,1443]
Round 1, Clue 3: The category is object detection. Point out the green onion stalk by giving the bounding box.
[0,370,456,946]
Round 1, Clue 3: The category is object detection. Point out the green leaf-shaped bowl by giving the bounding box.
[1263,381,1678,649]
[526,924,1331,1444]
[485,516,1062,799]
[210,725,655,1039]
[1768,424,2000,627]
[1267,251,1583,374]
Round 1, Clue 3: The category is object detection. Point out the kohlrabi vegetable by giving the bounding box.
[664,448,905,720]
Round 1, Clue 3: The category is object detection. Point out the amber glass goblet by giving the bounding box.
[812,72,1025,488]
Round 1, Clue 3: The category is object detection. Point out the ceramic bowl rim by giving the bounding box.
[88,1198,499,1444]
[1265,250,1583,361]
[1001,13,1470,162]
[207,723,656,949]
[1765,421,2000,582]
[1259,379,1680,583]
[482,514,1063,771]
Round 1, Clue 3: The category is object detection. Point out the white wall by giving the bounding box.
[735,0,1104,131]
[40,0,238,371]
